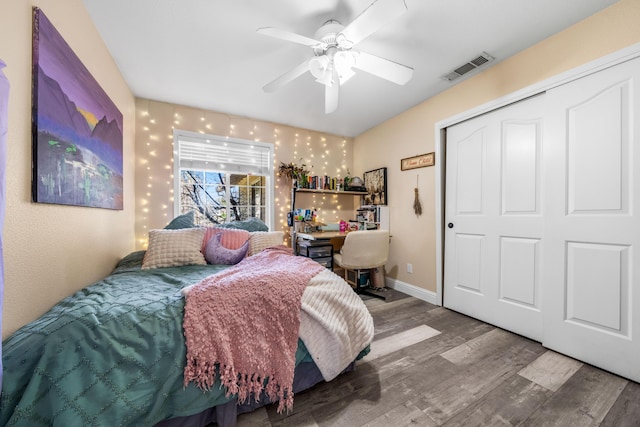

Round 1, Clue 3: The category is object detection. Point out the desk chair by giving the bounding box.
[333,229,390,298]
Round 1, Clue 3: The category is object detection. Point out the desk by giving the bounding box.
[297,231,348,252]
[296,231,348,241]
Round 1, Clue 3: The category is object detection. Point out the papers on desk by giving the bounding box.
[320,223,340,231]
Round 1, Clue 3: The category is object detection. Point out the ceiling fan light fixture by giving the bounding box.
[334,50,356,84]
[310,56,334,86]
[309,55,330,80]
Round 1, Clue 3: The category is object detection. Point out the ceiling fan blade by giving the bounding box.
[262,59,310,93]
[257,27,322,48]
[325,70,339,114]
[353,50,413,85]
[340,0,407,46]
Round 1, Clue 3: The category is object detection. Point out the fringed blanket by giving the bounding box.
[182,246,324,413]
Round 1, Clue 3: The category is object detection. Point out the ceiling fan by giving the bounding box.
[257,0,414,114]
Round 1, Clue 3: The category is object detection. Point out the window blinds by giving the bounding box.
[177,134,271,175]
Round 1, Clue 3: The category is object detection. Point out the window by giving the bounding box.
[174,130,274,227]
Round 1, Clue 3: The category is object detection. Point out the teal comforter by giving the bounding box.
[0,252,313,426]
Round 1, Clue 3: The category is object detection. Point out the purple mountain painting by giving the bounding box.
[32,8,123,210]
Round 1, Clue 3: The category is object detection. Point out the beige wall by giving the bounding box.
[354,0,640,293]
[135,98,357,249]
[1,1,136,338]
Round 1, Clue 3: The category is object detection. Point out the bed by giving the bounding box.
[0,218,374,426]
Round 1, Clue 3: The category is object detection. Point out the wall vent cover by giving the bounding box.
[441,52,495,82]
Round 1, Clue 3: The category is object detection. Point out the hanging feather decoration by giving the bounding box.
[413,175,423,216]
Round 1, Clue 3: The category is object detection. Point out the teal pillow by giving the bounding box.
[218,217,269,232]
[112,250,146,273]
[164,211,196,229]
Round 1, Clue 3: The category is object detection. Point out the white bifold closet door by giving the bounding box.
[445,56,640,383]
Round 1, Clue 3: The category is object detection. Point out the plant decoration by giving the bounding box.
[278,158,310,184]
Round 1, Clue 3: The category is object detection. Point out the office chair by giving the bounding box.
[333,229,390,298]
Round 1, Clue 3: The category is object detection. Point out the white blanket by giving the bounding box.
[299,269,375,381]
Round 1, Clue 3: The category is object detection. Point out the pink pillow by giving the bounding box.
[201,227,250,252]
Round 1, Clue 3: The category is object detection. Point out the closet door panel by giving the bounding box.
[444,95,544,341]
[543,57,640,383]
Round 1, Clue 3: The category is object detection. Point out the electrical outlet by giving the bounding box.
[407,263,413,274]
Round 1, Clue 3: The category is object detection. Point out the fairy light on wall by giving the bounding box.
[134,100,355,249]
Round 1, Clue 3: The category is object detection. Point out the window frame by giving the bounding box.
[173,129,275,229]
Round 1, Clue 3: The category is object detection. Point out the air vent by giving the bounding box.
[441,52,495,82]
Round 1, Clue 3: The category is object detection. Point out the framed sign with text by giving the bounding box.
[401,153,435,171]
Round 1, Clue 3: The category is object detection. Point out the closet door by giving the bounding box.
[444,95,545,341]
[542,57,640,382]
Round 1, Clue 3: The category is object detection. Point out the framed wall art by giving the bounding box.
[32,8,123,209]
[363,167,387,205]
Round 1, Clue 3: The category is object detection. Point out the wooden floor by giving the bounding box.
[236,291,640,426]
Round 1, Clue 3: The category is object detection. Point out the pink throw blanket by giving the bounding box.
[183,245,324,412]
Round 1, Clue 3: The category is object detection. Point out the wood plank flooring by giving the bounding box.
[235,291,640,426]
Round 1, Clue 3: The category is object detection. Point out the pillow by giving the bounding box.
[201,227,250,253]
[217,217,269,232]
[204,232,249,265]
[142,228,206,269]
[247,231,285,256]
[113,250,146,273]
[164,211,196,229]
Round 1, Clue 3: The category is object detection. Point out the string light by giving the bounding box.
[135,101,355,247]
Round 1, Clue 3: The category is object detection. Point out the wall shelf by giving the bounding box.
[294,188,366,196]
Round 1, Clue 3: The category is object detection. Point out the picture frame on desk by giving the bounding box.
[363,167,387,205]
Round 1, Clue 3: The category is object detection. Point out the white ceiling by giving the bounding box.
[82,0,618,138]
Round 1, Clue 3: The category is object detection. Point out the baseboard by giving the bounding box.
[385,278,439,305]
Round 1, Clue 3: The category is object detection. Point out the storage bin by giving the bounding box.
[314,257,333,269]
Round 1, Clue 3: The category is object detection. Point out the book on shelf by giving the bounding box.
[305,175,336,190]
